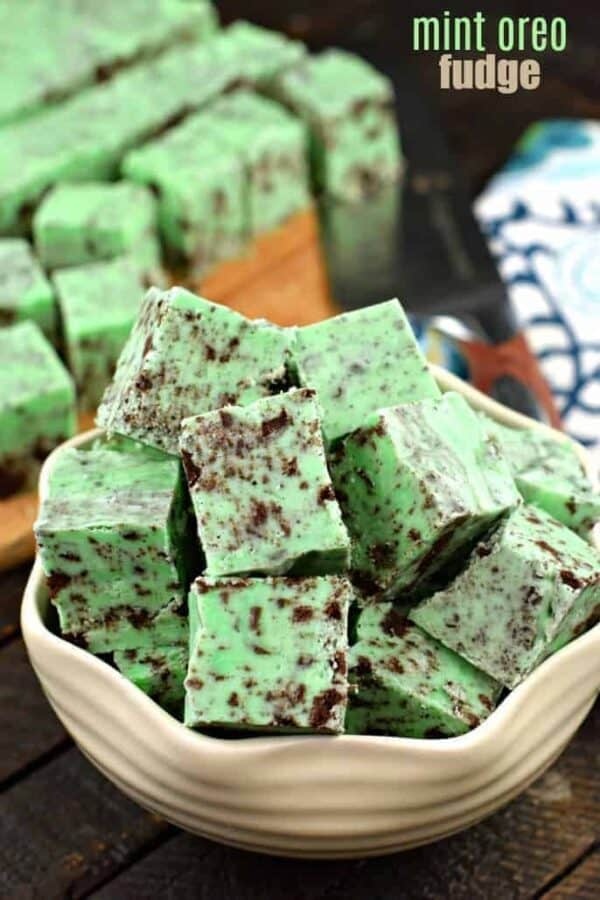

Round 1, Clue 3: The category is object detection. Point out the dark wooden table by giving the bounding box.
[2,4,600,897]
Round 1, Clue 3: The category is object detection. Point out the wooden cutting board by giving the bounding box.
[0,209,338,573]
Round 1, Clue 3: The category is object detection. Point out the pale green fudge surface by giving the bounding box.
[97,288,295,455]
[122,118,245,270]
[293,298,440,446]
[0,322,75,498]
[84,599,188,654]
[484,417,599,541]
[185,575,351,733]
[35,447,197,643]
[0,0,218,126]
[411,506,600,689]
[33,181,160,273]
[201,90,310,235]
[114,644,188,715]
[0,41,235,235]
[52,258,147,412]
[330,392,520,599]
[274,49,401,201]
[347,603,501,737]
[0,239,56,340]
[210,20,306,90]
[179,389,350,577]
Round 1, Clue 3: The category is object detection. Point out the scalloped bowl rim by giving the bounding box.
[20,365,600,856]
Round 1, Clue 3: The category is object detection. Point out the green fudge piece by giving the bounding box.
[91,432,171,461]
[114,644,188,715]
[347,604,501,737]
[0,41,236,235]
[0,0,218,126]
[33,181,160,273]
[292,298,440,446]
[83,599,188,654]
[97,287,295,455]
[34,446,197,641]
[517,474,600,544]
[201,90,310,234]
[0,322,75,498]
[330,392,520,599]
[274,49,401,201]
[411,506,600,689]
[185,575,351,733]
[484,417,599,541]
[122,118,246,270]
[210,21,306,91]
[179,389,350,577]
[0,239,56,340]
[52,258,147,412]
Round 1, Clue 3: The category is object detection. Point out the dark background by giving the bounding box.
[219,0,600,195]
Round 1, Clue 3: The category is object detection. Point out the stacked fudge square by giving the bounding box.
[35,287,600,737]
[0,12,405,496]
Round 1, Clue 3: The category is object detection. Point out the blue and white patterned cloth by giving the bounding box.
[474,119,600,452]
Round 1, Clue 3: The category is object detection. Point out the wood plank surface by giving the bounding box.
[0,748,170,900]
[543,848,600,899]
[0,562,31,645]
[0,639,67,787]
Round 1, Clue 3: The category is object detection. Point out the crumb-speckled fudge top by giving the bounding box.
[122,114,236,185]
[0,321,74,411]
[293,299,440,445]
[96,287,294,454]
[0,238,53,325]
[33,181,157,267]
[201,88,308,166]
[484,416,599,539]
[185,575,351,733]
[412,506,600,688]
[209,20,306,88]
[484,417,588,486]
[275,48,394,117]
[52,257,145,336]
[179,388,350,576]
[35,446,182,532]
[0,0,215,126]
[0,41,233,235]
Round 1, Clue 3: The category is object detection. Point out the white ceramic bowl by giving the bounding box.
[21,366,600,859]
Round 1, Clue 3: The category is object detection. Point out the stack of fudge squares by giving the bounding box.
[0,12,403,499]
[34,289,600,737]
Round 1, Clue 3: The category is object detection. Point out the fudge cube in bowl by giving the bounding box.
[179,388,350,577]
[0,321,75,497]
[97,288,294,455]
[347,603,501,738]
[34,446,196,647]
[185,575,351,734]
[330,391,520,598]
[411,505,600,688]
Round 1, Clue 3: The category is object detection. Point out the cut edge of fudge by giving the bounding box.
[184,574,351,734]
[346,603,502,738]
[96,287,297,454]
[410,505,600,689]
[179,387,351,578]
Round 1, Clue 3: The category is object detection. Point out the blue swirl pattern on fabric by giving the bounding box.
[474,120,600,448]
